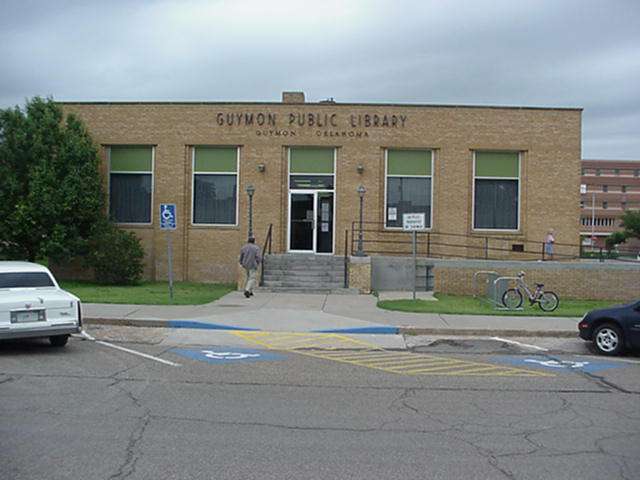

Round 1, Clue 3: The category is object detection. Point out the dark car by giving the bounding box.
[578,300,640,355]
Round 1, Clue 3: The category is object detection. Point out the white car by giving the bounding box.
[0,261,82,347]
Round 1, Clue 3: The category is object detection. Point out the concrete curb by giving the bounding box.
[399,327,577,338]
[85,317,578,338]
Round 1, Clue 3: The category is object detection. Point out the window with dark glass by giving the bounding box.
[602,185,608,192]
[109,146,153,223]
[385,150,432,229]
[192,147,238,225]
[622,185,627,193]
[603,201,608,209]
[474,151,519,230]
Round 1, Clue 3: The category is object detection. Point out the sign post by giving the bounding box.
[403,213,426,301]
[160,204,177,302]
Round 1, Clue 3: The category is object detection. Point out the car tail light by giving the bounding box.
[578,321,588,329]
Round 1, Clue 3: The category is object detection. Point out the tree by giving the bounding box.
[620,210,640,240]
[605,231,626,251]
[0,97,104,262]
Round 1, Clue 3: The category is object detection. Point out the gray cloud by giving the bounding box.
[0,0,638,158]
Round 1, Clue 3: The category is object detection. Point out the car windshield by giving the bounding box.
[0,272,56,289]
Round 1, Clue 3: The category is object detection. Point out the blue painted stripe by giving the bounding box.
[313,326,399,335]
[167,320,259,331]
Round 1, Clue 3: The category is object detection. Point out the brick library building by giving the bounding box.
[61,92,582,285]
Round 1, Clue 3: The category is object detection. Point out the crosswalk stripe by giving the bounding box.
[233,331,553,377]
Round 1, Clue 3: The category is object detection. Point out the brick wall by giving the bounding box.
[61,101,582,283]
[432,260,640,301]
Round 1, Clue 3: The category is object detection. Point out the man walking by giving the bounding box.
[239,236,261,298]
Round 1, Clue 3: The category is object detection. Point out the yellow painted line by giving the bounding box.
[322,351,398,361]
[354,356,455,367]
[347,354,418,364]
[375,358,459,369]
[233,331,553,377]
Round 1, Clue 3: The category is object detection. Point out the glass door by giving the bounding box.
[316,192,333,254]
[289,192,315,252]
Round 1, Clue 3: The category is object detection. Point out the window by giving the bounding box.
[473,151,519,230]
[622,185,627,193]
[289,147,335,188]
[0,272,55,288]
[192,146,238,225]
[580,201,584,208]
[109,146,153,223]
[622,202,627,210]
[635,169,639,177]
[596,168,601,176]
[581,168,586,175]
[602,185,608,192]
[385,149,433,229]
[602,201,608,209]
[614,168,620,175]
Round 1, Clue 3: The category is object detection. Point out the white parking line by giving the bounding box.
[76,331,180,367]
[491,337,549,352]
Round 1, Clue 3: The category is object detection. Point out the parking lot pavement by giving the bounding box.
[2,333,640,480]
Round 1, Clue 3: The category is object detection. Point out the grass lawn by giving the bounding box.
[377,293,626,317]
[59,281,235,305]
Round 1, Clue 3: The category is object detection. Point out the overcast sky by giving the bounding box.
[1,0,638,159]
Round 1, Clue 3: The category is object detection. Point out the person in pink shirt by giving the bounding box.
[544,229,555,260]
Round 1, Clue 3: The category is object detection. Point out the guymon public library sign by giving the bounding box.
[216,110,409,138]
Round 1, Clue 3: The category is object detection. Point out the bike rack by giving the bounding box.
[493,276,523,311]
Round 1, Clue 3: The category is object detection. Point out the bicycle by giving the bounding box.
[501,271,559,312]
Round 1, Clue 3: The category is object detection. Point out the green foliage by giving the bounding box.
[59,281,235,305]
[85,220,145,285]
[0,97,104,262]
[605,231,627,250]
[620,210,640,239]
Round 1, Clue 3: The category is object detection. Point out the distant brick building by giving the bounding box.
[61,92,582,283]
[580,160,640,249]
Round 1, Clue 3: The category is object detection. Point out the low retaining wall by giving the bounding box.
[432,259,640,301]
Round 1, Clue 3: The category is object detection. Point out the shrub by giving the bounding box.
[86,222,144,285]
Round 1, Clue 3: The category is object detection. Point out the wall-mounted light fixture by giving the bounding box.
[257,163,266,172]
[357,164,364,174]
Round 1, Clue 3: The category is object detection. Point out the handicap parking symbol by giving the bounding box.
[494,355,625,373]
[171,346,285,364]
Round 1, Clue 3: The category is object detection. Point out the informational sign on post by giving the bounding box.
[402,213,425,301]
[160,204,177,302]
[402,213,425,231]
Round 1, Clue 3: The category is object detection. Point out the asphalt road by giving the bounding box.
[1,331,639,480]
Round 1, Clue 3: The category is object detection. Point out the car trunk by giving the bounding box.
[0,289,77,325]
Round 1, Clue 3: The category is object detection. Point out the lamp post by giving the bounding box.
[355,185,366,256]
[246,184,255,239]
[591,191,595,251]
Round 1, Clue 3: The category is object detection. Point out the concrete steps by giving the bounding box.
[262,254,352,293]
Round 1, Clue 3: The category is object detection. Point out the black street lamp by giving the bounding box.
[355,185,366,256]
[246,184,255,239]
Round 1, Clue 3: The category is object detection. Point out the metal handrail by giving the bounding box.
[343,229,349,288]
[349,221,585,261]
[259,224,273,287]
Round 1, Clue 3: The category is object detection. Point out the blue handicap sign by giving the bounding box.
[171,346,285,364]
[493,355,626,374]
[160,203,177,230]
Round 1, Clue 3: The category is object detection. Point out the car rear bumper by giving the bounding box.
[0,324,80,340]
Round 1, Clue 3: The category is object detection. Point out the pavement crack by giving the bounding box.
[108,413,151,480]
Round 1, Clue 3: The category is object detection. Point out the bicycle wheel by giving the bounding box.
[538,291,559,312]
[502,288,523,309]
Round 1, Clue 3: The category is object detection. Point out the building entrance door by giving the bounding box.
[288,190,334,254]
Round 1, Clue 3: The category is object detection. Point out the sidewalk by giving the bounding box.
[82,291,581,338]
